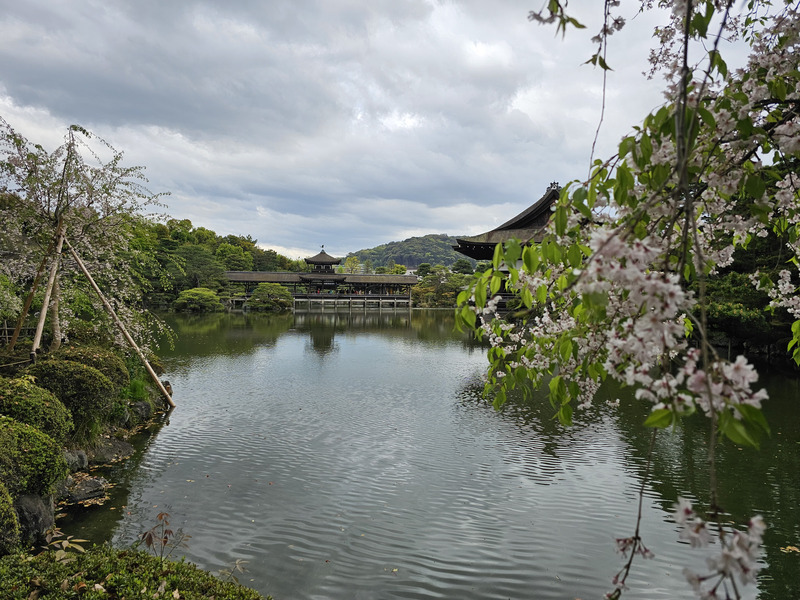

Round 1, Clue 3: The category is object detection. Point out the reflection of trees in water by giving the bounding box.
[455,378,611,485]
[162,312,294,357]
[457,373,800,599]
[293,309,484,351]
[607,375,800,600]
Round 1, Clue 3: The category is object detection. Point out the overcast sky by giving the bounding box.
[1,0,677,259]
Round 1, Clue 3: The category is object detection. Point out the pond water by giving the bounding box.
[62,310,800,600]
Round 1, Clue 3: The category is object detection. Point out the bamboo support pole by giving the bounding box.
[31,230,65,361]
[64,238,175,408]
[6,238,54,352]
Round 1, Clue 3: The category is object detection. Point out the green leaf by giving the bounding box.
[460,304,477,329]
[567,243,582,268]
[490,274,502,295]
[709,49,728,77]
[523,246,540,273]
[559,337,573,361]
[737,404,770,436]
[745,174,766,199]
[644,408,674,429]
[557,403,573,426]
[548,375,566,407]
[505,239,522,266]
[554,206,567,235]
[474,280,487,308]
[493,243,503,269]
[719,411,759,448]
[521,286,534,308]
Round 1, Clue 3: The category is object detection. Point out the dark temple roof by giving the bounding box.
[452,185,560,260]
[304,249,342,265]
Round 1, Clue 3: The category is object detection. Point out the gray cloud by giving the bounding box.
[1,0,678,257]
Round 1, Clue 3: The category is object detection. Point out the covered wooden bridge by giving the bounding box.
[225,249,418,309]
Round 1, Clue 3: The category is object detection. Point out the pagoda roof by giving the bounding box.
[453,185,560,260]
[304,249,341,265]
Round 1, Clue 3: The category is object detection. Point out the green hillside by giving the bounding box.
[348,234,472,269]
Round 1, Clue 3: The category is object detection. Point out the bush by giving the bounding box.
[0,343,33,378]
[62,318,113,347]
[0,481,20,556]
[0,376,73,444]
[0,545,270,599]
[23,360,115,442]
[173,287,224,312]
[53,345,130,391]
[0,416,68,498]
[246,283,293,312]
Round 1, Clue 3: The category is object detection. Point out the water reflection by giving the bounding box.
[60,311,798,600]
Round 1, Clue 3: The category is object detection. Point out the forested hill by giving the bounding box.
[347,234,471,268]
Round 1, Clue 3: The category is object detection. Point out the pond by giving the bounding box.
[62,310,800,599]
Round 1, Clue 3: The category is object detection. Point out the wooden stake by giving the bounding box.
[6,238,54,352]
[31,229,65,361]
[64,238,175,408]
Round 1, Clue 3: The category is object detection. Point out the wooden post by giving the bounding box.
[31,230,65,361]
[64,238,175,408]
[6,238,55,352]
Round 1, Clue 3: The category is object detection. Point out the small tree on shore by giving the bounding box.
[173,288,224,313]
[0,119,167,354]
[246,283,293,312]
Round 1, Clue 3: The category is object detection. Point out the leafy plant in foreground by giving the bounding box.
[138,511,191,565]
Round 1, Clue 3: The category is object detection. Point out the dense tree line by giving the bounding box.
[128,218,307,308]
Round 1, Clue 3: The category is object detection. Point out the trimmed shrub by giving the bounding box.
[246,283,293,312]
[53,345,130,391]
[64,318,114,346]
[173,287,224,312]
[0,416,68,498]
[0,343,33,378]
[0,481,20,556]
[23,360,115,442]
[0,376,73,444]
[0,545,270,599]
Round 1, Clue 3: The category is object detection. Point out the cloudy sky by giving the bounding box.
[1,0,676,259]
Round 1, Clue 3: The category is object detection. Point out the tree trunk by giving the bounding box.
[49,273,62,353]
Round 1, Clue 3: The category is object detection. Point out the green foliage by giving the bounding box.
[174,244,226,290]
[216,242,255,271]
[0,376,73,444]
[23,360,115,442]
[412,266,469,308]
[350,234,475,269]
[705,302,771,342]
[121,377,149,402]
[451,258,475,274]
[0,481,20,556]
[0,415,68,497]
[416,263,432,277]
[0,545,270,599]
[40,527,88,564]
[52,346,130,391]
[0,274,21,321]
[173,287,225,313]
[343,256,361,273]
[246,283,293,312]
